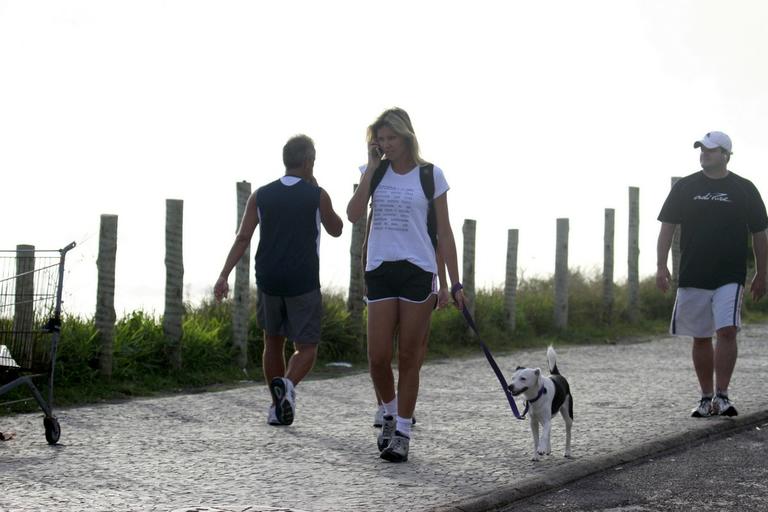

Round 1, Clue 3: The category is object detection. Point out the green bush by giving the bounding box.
[318,291,362,362]
[54,316,100,385]
[4,271,765,411]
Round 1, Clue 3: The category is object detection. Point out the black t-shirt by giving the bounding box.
[658,170,768,289]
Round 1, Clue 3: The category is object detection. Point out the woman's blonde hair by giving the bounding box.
[367,107,425,165]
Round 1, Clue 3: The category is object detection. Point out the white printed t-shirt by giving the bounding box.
[360,163,449,274]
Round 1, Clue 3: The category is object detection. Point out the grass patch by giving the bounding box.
[3,270,767,413]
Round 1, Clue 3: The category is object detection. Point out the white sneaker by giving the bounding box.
[712,394,738,417]
[269,377,296,425]
[267,405,281,426]
[380,431,410,463]
[691,396,712,418]
[377,415,396,452]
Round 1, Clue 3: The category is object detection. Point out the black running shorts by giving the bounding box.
[364,260,437,303]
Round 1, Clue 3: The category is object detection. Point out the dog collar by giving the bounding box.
[527,386,547,404]
[520,387,547,419]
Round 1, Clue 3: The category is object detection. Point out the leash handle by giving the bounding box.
[458,303,526,420]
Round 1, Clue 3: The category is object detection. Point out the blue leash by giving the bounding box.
[454,296,527,420]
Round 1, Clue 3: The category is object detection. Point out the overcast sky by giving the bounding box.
[2,0,768,317]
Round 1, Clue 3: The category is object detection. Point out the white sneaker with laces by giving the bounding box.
[691,396,712,418]
[267,405,281,426]
[269,377,296,425]
[380,431,410,463]
[377,415,396,451]
[712,394,738,417]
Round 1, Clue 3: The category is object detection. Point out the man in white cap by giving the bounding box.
[656,131,768,417]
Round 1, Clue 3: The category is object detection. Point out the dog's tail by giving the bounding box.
[547,346,560,375]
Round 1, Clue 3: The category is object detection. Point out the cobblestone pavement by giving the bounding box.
[2,325,768,512]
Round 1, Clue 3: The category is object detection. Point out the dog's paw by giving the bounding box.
[531,455,541,462]
[564,451,572,458]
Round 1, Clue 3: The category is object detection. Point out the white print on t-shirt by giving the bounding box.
[693,192,732,203]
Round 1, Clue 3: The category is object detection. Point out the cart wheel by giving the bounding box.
[44,416,60,445]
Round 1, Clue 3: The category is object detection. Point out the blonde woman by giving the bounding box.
[347,107,464,462]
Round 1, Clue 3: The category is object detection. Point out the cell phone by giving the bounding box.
[374,146,384,158]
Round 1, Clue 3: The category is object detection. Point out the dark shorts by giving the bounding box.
[257,288,322,344]
[364,260,437,303]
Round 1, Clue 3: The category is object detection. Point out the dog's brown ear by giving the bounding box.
[534,368,541,376]
[515,366,525,371]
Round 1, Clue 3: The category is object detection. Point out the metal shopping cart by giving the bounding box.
[0,242,76,444]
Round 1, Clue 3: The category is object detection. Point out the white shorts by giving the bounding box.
[670,283,743,338]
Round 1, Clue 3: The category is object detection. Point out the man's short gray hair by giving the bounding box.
[283,134,316,170]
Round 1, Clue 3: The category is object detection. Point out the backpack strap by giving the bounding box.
[419,163,435,200]
[419,163,438,249]
[368,159,390,199]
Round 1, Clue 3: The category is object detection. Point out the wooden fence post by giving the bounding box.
[628,187,640,323]
[96,214,118,379]
[462,219,476,321]
[602,208,615,324]
[504,229,519,332]
[13,244,35,369]
[233,181,251,369]
[670,177,682,294]
[554,219,569,330]
[348,184,366,347]
[164,199,184,371]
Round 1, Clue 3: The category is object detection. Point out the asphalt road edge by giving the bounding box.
[428,409,768,512]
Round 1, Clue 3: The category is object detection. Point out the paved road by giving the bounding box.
[2,325,768,512]
[499,420,768,511]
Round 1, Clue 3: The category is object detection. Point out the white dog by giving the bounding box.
[508,347,573,461]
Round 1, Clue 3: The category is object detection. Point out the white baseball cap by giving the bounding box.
[693,131,732,154]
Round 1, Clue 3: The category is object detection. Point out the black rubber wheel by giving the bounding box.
[44,416,60,445]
